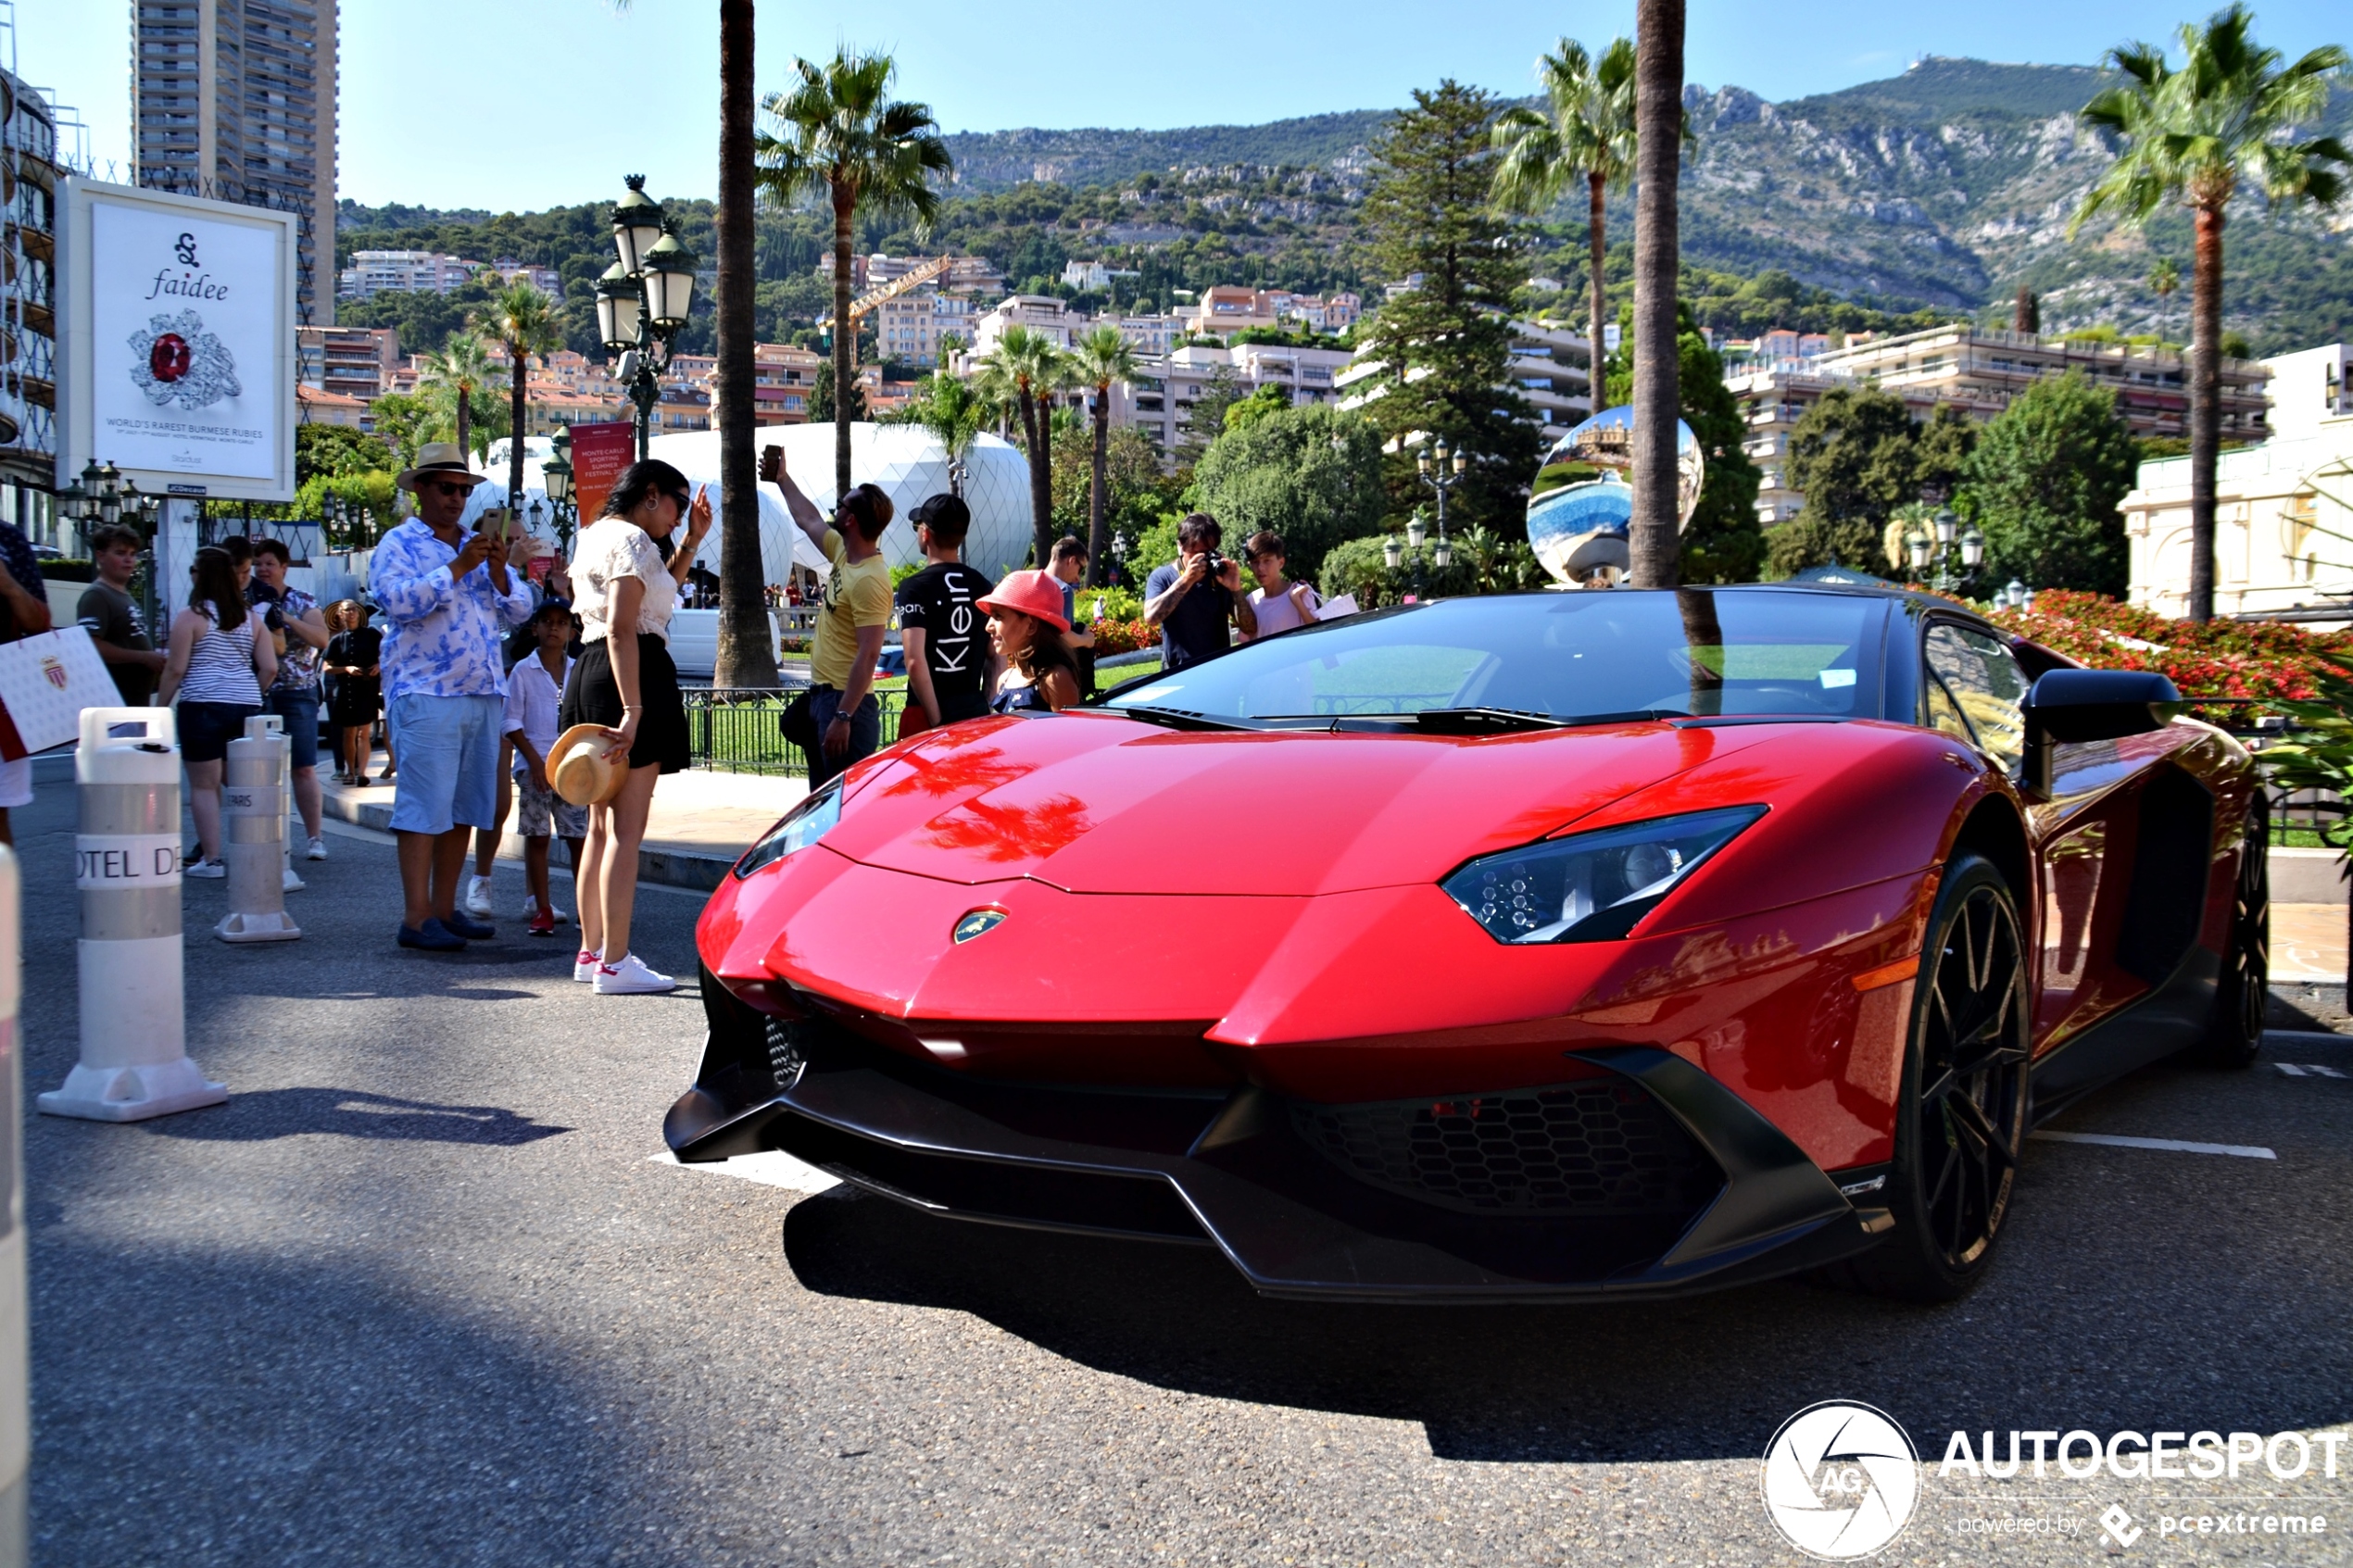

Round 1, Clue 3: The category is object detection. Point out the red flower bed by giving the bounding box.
[1988,592,2353,721]
[1089,617,1157,657]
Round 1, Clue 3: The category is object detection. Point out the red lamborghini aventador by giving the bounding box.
[669,585,2270,1302]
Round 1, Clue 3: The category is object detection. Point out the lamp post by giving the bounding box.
[544,425,577,554]
[598,176,698,461]
[1385,511,1453,603]
[1904,506,1986,596]
[1415,438,1466,557]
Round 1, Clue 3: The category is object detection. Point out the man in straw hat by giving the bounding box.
[371,442,535,951]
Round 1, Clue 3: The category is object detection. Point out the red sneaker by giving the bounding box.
[527,906,558,936]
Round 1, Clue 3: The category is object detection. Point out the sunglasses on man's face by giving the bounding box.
[426,481,472,499]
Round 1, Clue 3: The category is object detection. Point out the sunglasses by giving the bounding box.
[425,481,473,498]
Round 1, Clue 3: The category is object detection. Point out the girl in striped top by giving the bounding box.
[159,546,276,876]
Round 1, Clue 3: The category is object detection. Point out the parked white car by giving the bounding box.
[665,608,785,682]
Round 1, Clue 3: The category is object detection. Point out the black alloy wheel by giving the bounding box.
[2195,792,2270,1068]
[1831,853,2031,1302]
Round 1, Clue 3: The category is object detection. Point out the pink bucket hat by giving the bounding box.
[978,569,1071,632]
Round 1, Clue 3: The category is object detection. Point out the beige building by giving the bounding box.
[2124,344,2353,621]
[1729,324,2275,524]
[296,326,400,404]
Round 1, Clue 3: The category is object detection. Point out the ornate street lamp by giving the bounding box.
[597,179,698,459]
[1907,506,1982,595]
[1415,438,1466,559]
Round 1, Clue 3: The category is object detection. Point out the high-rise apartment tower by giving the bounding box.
[132,0,336,322]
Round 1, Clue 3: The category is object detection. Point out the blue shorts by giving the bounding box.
[385,692,505,836]
[261,686,321,771]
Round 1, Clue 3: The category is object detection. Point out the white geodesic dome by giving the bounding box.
[642,423,1036,586]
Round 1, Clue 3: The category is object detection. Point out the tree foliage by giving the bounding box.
[1190,405,1390,585]
[1767,386,1925,577]
[1957,370,2138,595]
[1359,82,1542,538]
[295,424,392,486]
[1604,301,1765,583]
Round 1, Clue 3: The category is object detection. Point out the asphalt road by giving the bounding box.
[14,770,2353,1566]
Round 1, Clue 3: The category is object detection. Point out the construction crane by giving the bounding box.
[815,253,957,336]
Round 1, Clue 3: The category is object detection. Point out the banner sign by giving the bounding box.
[568,421,636,528]
[0,628,118,760]
[57,179,297,503]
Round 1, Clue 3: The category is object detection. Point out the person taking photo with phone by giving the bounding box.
[761,443,893,785]
[371,443,535,951]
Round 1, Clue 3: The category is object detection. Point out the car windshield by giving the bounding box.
[1103,589,1883,724]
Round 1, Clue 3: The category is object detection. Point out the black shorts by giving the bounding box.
[178,700,260,764]
[561,633,690,774]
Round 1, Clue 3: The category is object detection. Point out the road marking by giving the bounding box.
[2030,1131,2276,1160]
[648,1149,842,1194]
[2276,1062,2348,1078]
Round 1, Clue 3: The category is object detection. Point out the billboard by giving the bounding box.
[568,420,635,524]
[56,179,298,503]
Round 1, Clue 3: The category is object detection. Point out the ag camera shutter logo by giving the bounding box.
[1762,1401,1920,1560]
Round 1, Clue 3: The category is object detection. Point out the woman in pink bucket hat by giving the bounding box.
[978,570,1084,713]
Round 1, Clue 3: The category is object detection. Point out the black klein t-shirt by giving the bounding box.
[896,561,995,720]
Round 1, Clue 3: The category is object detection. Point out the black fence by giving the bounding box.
[683,687,912,779]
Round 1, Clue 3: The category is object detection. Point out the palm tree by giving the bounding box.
[1491,37,1638,376]
[1627,0,1686,589]
[2071,4,2348,622]
[975,325,1071,567]
[912,371,986,497]
[415,336,505,464]
[473,282,561,509]
[2148,255,2182,344]
[756,49,952,498]
[1068,325,1139,583]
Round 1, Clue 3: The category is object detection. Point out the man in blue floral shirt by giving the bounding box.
[372,443,533,950]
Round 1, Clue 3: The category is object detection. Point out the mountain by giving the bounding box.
[939,110,1390,193]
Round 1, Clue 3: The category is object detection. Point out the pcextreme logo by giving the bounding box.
[1761,1401,1921,1560]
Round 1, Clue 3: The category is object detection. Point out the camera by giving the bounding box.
[1198,552,1227,582]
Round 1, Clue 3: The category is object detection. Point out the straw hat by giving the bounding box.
[549,723,630,807]
[978,569,1071,632]
[395,442,488,493]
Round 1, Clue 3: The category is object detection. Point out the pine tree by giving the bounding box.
[1360,82,1541,538]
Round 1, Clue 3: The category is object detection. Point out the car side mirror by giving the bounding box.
[2020,669,2183,796]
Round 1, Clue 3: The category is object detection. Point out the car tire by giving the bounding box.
[2191,792,2270,1070]
[1828,852,2032,1303]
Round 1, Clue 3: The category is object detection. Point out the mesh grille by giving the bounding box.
[1293,1079,1718,1213]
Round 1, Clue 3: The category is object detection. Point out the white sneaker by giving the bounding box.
[306,836,328,861]
[464,875,496,918]
[593,952,676,995]
[184,857,226,879]
[573,948,602,983]
[283,864,306,892]
[533,898,570,922]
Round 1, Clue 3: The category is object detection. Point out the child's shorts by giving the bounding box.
[515,769,588,840]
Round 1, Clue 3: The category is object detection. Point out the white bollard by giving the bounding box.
[0,845,27,1563]
[217,714,300,943]
[39,707,227,1122]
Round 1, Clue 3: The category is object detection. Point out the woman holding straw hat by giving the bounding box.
[558,458,710,995]
[979,570,1084,713]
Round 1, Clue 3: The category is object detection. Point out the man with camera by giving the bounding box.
[1143,512,1255,671]
[371,443,535,951]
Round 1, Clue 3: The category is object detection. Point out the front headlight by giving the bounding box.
[1442,805,1766,945]
[733,777,844,880]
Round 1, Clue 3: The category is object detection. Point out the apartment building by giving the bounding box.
[1727,324,2275,524]
[970,295,1077,354]
[819,252,1006,297]
[2124,345,2353,621]
[490,259,563,295]
[875,291,977,368]
[1061,260,1141,292]
[0,64,64,539]
[1117,342,1357,457]
[295,383,368,428]
[338,249,479,299]
[133,0,338,322]
[743,343,824,425]
[296,325,399,403]
[1334,320,1592,445]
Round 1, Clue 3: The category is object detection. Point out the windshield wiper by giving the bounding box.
[1104,705,1253,733]
[1412,707,1679,734]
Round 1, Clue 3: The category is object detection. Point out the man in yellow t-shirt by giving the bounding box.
[762,445,896,784]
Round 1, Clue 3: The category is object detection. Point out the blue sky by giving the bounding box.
[24,0,2353,210]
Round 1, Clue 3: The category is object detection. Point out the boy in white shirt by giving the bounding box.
[502,600,586,935]
[1242,529,1321,640]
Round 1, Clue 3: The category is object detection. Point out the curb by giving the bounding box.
[318,784,737,895]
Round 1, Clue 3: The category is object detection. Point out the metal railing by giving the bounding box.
[683,686,912,779]
[2271,784,2346,847]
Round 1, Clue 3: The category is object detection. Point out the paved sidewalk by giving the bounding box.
[322,765,806,892]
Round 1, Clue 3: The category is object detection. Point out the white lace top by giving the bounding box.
[570,519,677,644]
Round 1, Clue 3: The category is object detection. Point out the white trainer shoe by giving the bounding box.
[573,948,602,983]
[464,875,496,917]
[306,836,328,861]
[283,864,306,892]
[593,952,676,995]
[527,897,570,922]
[184,857,226,879]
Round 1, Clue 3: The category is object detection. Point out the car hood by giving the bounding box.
[821,711,1768,897]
